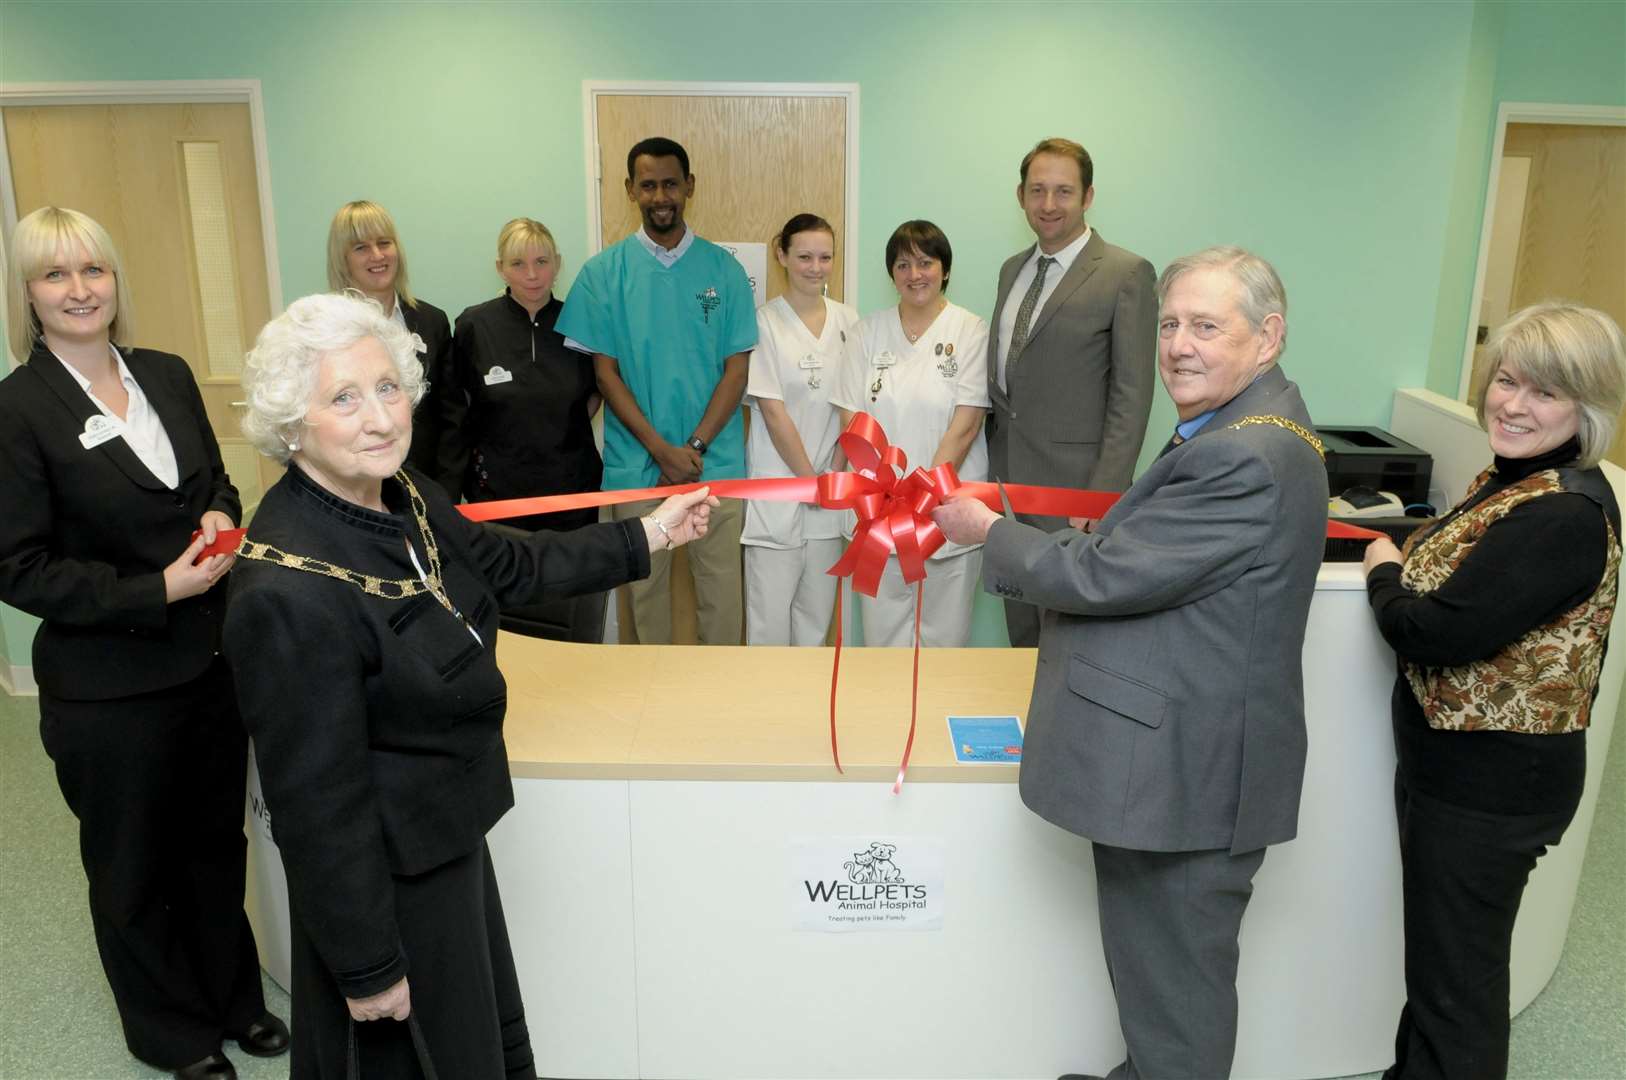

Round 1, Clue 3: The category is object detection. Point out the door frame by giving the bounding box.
[581,80,861,300]
[0,78,285,366]
[1457,101,1626,400]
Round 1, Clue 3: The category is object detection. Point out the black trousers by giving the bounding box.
[39,657,266,1069]
[1092,842,1267,1080]
[1385,769,1580,1080]
[290,841,535,1080]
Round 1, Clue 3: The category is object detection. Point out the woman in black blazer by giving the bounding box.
[227,291,715,1076]
[325,199,453,483]
[0,207,287,1080]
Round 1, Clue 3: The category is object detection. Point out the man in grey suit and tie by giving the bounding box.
[987,137,1158,647]
[936,247,1327,1079]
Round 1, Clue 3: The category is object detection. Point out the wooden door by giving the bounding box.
[1470,122,1626,466]
[591,92,849,644]
[5,102,280,509]
[594,94,848,301]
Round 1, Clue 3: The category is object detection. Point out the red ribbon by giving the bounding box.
[210,416,1385,789]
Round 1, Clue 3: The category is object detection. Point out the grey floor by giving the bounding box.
[1,688,1621,1080]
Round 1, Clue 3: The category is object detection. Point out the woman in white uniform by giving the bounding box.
[832,219,990,647]
[744,213,859,645]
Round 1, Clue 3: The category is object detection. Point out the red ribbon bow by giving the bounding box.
[815,412,961,597]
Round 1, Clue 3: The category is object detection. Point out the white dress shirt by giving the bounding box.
[387,294,408,330]
[633,224,695,268]
[995,225,1091,392]
[56,345,180,488]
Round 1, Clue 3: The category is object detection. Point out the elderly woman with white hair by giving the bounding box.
[0,206,286,1080]
[225,291,715,1077]
[1363,303,1626,1080]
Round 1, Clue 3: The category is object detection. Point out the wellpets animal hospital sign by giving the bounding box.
[789,836,945,932]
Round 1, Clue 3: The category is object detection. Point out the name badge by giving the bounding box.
[872,350,898,369]
[798,352,822,370]
[483,366,514,386]
[79,414,121,450]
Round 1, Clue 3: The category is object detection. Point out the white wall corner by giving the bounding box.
[0,662,38,697]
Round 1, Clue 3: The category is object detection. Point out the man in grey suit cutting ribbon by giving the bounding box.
[987,137,1158,648]
[936,247,1327,1080]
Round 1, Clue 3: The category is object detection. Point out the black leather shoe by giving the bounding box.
[173,1052,236,1080]
[232,1010,291,1057]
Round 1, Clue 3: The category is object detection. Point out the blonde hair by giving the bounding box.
[1474,302,1626,468]
[8,206,136,361]
[326,200,416,308]
[496,218,558,266]
[240,291,426,464]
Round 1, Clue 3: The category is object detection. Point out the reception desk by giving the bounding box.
[243,558,1625,1079]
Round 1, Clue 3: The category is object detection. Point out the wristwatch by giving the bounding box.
[686,435,708,456]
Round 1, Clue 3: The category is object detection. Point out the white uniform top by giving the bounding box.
[743,295,858,548]
[831,301,991,559]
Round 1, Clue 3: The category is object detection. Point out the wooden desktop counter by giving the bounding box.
[244,564,1621,1080]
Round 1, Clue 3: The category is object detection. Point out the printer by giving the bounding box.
[1317,426,1433,510]
[1316,426,1434,561]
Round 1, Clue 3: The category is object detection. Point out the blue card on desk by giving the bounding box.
[948,715,1024,764]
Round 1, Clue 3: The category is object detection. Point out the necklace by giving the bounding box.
[899,299,945,344]
[236,471,465,622]
[1227,415,1326,459]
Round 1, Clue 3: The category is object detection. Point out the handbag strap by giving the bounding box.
[346,1013,440,1080]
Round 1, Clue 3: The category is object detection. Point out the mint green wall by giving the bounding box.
[1,0,1483,428]
[1425,0,1626,397]
[0,0,1621,653]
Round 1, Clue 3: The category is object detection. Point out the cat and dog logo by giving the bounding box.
[791,836,944,932]
[843,841,905,884]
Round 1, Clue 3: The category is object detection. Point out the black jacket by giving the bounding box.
[0,345,239,700]
[435,293,602,509]
[401,298,454,483]
[224,464,648,996]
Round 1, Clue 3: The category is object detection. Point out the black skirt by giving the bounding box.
[287,841,535,1080]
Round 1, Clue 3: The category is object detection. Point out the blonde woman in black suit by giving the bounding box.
[326,199,453,483]
[0,207,287,1080]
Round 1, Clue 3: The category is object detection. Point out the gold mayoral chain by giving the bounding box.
[235,471,465,620]
[1227,414,1325,461]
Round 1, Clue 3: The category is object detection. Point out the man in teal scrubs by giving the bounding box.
[559,136,755,644]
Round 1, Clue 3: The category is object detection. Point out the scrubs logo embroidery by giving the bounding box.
[696,286,720,324]
[937,356,959,379]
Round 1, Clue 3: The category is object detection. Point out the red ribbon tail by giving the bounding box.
[893,581,924,795]
[829,581,844,775]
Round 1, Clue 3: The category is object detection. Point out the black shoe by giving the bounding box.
[232,1010,291,1057]
[173,1052,236,1080]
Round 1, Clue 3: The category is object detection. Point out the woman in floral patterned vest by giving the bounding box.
[1362,302,1626,1080]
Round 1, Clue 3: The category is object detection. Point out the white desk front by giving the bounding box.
[244,563,1622,1079]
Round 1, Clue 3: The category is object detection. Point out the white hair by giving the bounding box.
[241,291,425,464]
[1158,246,1288,359]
